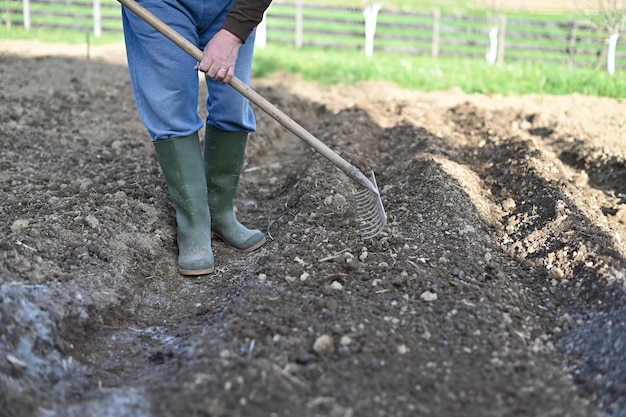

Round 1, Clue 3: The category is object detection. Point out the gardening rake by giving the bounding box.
[118,0,387,239]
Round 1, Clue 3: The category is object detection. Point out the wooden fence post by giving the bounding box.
[497,14,506,64]
[486,25,498,65]
[295,0,303,48]
[23,0,30,31]
[93,0,101,37]
[432,8,440,58]
[363,3,382,58]
[607,32,619,75]
[4,1,10,30]
[567,20,576,68]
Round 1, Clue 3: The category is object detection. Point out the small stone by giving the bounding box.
[490,357,504,367]
[11,219,29,232]
[340,335,353,346]
[549,267,565,279]
[501,198,516,212]
[574,171,588,187]
[313,334,335,355]
[330,281,343,290]
[300,272,310,281]
[451,269,465,279]
[420,291,438,302]
[397,344,410,355]
[283,363,300,375]
[84,214,99,230]
[324,193,347,209]
[329,404,353,417]
[257,273,267,281]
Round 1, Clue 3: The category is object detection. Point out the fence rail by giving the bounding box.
[2,0,625,71]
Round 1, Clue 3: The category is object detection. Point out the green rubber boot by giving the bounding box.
[204,125,266,252]
[154,134,214,275]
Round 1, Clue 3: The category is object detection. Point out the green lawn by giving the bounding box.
[0,26,124,45]
[252,44,626,98]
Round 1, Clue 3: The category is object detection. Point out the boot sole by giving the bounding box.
[239,237,266,253]
[178,267,214,276]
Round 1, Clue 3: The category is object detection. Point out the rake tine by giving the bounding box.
[357,206,386,237]
[354,172,387,240]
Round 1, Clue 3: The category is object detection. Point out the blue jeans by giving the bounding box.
[122,0,257,141]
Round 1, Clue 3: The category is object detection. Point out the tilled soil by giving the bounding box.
[1,42,625,417]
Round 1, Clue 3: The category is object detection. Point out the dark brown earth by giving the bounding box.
[1,41,626,417]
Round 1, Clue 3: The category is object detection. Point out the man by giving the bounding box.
[122,0,273,275]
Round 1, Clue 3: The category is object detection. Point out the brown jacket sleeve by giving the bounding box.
[222,0,273,42]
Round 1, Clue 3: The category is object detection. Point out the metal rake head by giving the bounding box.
[354,172,387,240]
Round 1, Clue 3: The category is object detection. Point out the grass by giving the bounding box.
[0,26,124,45]
[252,44,626,98]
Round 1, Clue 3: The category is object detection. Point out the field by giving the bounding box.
[1,35,626,417]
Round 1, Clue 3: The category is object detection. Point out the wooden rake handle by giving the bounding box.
[117,0,379,195]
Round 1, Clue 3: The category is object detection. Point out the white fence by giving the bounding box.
[4,0,625,72]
